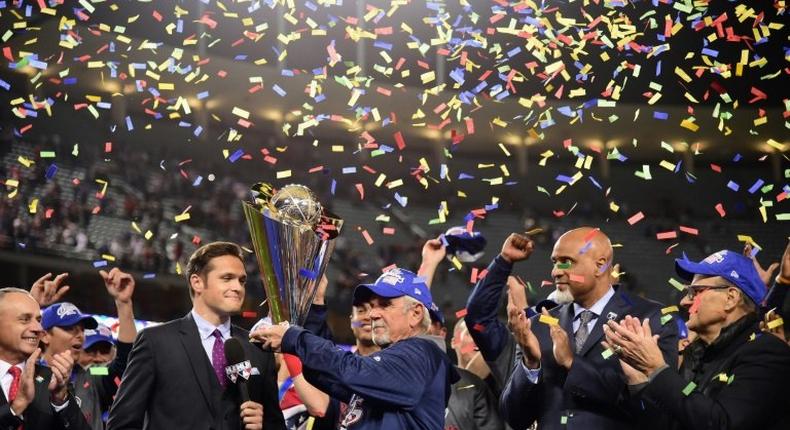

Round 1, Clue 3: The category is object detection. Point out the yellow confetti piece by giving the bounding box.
[276,170,292,179]
[28,198,38,214]
[176,262,182,275]
[766,139,786,152]
[144,230,153,240]
[101,254,116,262]
[174,213,191,223]
[767,317,784,330]
[661,306,679,314]
[17,156,34,168]
[539,314,559,326]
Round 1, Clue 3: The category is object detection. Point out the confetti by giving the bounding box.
[539,314,559,326]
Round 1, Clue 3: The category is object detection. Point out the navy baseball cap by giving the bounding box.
[42,302,98,331]
[84,324,116,349]
[353,268,443,322]
[675,250,766,305]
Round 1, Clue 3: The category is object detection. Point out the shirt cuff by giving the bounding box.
[520,360,541,384]
[51,399,70,412]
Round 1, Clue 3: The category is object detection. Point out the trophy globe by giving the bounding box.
[271,184,323,226]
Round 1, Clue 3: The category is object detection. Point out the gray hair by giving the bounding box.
[0,287,33,302]
[403,296,431,333]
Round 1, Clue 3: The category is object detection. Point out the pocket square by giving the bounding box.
[250,367,260,376]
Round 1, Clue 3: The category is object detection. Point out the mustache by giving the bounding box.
[371,322,387,330]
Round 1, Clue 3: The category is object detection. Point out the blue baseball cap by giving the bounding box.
[442,226,487,263]
[675,250,766,305]
[42,302,98,331]
[353,268,443,322]
[83,324,116,349]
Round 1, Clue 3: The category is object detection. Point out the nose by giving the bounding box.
[31,320,44,333]
[551,266,564,279]
[679,294,693,309]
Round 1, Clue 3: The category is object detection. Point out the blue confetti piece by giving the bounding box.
[588,176,602,190]
[228,149,244,163]
[747,179,764,194]
[272,84,287,97]
[125,116,133,131]
[93,260,108,268]
[727,180,739,192]
[733,153,742,162]
[330,179,336,195]
[45,164,58,180]
[458,173,475,180]
[299,268,317,280]
[555,174,574,184]
[143,273,156,279]
[196,91,209,100]
[653,111,669,120]
[194,125,203,137]
[192,176,203,187]
[0,79,9,91]
[394,192,408,207]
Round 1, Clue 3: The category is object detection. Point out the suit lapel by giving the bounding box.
[179,313,218,418]
[578,289,631,356]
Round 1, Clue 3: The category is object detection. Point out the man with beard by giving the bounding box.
[499,228,677,430]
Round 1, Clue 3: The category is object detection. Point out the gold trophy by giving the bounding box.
[242,183,343,325]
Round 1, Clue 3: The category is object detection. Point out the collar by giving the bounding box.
[573,286,615,319]
[191,309,231,341]
[0,358,23,379]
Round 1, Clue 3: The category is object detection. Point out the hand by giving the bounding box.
[240,400,263,430]
[507,289,540,368]
[760,309,786,343]
[249,322,290,352]
[506,276,529,311]
[421,238,446,268]
[313,275,328,305]
[48,351,75,404]
[603,316,665,376]
[10,348,42,416]
[30,273,70,306]
[100,268,136,304]
[776,239,790,285]
[618,359,648,385]
[743,244,779,288]
[543,308,573,370]
[500,233,534,264]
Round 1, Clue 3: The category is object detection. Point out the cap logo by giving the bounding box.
[703,250,727,265]
[57,303,79,318]
[730,270,739,279]
[379,270,405,286]
[413,287,422,296]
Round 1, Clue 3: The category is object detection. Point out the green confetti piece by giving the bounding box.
[601,348,615,359]
[89,366,109,376]
[668,278,685,291]
[526,281,535,294]
[776,213,790,221]
[727,374,735,385]
[560,415,568,425]
[660,314,673,325]
[682,381,697,396]
[761,184,774,194]
[555,262,572,270]
[39,151,56,158]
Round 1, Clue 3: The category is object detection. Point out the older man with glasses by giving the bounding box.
[603,249,790,430]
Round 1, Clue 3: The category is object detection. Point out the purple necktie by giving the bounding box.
[211,329,227,389]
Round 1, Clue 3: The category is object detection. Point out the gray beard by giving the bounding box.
[548,288,574,305]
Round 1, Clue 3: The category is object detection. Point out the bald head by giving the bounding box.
[551,227,615,308]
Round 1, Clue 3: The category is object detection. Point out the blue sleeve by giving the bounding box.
[282,327,441,408]
[303,304,333,341]
[500,360,541,430]
[465,255,513,361]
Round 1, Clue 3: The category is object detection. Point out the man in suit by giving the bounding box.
[108,242,285,430]
[0,288,90,430]
[498,228,678,429]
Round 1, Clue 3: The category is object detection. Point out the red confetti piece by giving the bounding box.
[470,267,478,283]
[679,226,699,235]
[472,323,486,333]
[308,165,323,173]
[627,212,645,225]
[381,264,397,273]
[382,227,395,235]
[689,295,702,315]
[242,311,257,318]
[710,164,722,173]
[361,229,373,245]
[104,142,112,153]
[355,183,364,200]
[714,203,726,217]
[656,231,678,240]
[455,308,468,318]
[394,131,406,150]
[665,243,679,255]
[569,274,585,283]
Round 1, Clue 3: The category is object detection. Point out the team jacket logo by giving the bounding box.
[339,394,364,429]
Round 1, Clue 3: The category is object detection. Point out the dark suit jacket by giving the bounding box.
[0,364,91,430]
[501,290,678,430]
[107,313,285,430]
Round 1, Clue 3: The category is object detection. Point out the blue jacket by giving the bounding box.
[282,327,459,430]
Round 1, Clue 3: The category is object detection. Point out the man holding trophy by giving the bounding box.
[241,183,459,429]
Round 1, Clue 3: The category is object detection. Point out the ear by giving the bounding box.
[594,257,609,278]
[724,287,740,311]
[411,303,425,327]
[190,274,204,296]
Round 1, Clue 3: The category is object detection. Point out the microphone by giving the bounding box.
[224,338,252,402]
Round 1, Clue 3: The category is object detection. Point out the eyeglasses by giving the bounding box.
[683,284,731,300]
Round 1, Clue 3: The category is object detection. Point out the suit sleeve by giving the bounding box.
[282,327,441,408]
[500,361,541,430]
[303,304,334,341]
[639,337,790,429]
[0,405,23,430]
[54,392,93,430]
[472,375,505,430]
[96,341,134,411]
[107,329,156,430]
[466,256,514,362]
[254,347,287,429]
[763,280,788,317]
[563,305,678,407]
